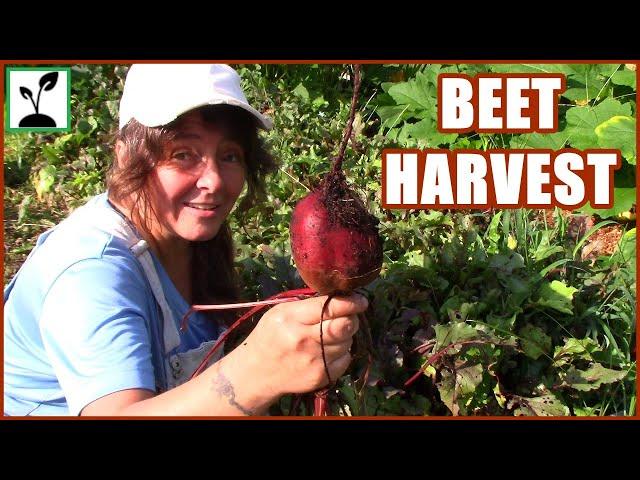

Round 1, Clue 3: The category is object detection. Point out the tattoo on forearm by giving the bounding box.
[212,370,257,416]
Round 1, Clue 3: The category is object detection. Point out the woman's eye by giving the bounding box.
[173,151,196,162]
[222,151,243,164]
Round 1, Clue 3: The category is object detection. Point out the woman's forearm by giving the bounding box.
[92,346,280,417]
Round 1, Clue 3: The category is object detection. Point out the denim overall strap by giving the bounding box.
[65,198,182,354]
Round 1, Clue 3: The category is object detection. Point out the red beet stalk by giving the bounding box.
[289,65,382,416]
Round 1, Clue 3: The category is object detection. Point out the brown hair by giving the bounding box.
[107,105,277,324]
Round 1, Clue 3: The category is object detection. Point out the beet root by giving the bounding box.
[290,186,383,294]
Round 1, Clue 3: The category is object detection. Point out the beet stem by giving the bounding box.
[319,294,334,387]
[184,288,316,380]
[404,340,490,388]
[181,288,315,331]
[314,389,330,416]
[332,64,362,175]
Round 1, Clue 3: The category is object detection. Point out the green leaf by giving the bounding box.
[535,280,578,315]
[595,115,636,164]
[292,82,309,103]
[403,117,458,146]
[518,324,551,360]
[35,165,57,199]
[561,363,629,391]
[563,87,601,103]
[386,72,437,117]
[420,64,446,86]
[533,231,565,262]
[486,311,518,333]
[77,119,93,135]
[503,276,531,307]
[564,98,631,150]
[377,104,413,129]
[311,95,327,109]
[595,64,621,77]
[493,382,507,408]
[437,370,459,415]
[534,245,565,262]
[578,187,636,218]
[437,364,484,415]
[484,211,502,254]
[41,145,62,166]
[510,394,570,416]
[539,258,571,278]
[105,100,119,119]
[552,337,600,368]
[87,116,99,131]
[561,64,616,103]
[53,133,74,149]
[616,228,636,263]
[488,64,574,75]
[402,249,425,267]
[434,322,484,350]
[489,252,525,274]
[457,364,485,397]
[510,131,569,150]
[574,406,598,416]
[611,70,636,88]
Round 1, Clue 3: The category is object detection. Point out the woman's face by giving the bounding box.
[147,110,246,245]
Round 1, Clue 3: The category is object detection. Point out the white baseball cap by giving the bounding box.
[118,63,273,131]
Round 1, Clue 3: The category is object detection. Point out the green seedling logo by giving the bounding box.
[19,71,58,127]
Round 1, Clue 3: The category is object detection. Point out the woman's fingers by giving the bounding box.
[314,315,359,345]
[315,339,353,361]
[255,292,365,393]
[284,293,368,325]
[326,351,353,381]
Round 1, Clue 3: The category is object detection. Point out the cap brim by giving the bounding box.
[209,96,273,131]
[121,95,273,131]
[172,95,273,131]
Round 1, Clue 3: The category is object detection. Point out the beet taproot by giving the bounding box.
[290,171,383,294]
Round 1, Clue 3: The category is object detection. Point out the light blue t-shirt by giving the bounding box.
[4,193,221,416]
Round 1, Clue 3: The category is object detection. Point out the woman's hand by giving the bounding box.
[81,294,368,416]
[241,293,368,398]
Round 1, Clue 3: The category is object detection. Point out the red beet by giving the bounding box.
[290,172,383,294]
[290,66,382,295]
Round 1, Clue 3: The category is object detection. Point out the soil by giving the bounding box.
[581,226,624,260]
[542,209,627,259]
[321,168,379,236]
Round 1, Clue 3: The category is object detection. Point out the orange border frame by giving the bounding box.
[1,59,638,421]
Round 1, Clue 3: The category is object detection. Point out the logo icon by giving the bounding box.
[6,67,71,132]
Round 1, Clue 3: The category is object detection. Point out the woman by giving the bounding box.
[3,64,366,416]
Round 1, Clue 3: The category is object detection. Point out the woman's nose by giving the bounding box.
[195,159,224,192]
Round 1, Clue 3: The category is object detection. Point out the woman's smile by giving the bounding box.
[183,201,221,217]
